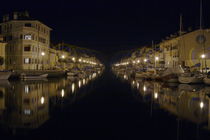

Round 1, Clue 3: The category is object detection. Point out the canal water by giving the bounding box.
[0,70,210,140]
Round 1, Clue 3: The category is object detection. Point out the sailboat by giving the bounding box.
[179,2,205,84]
[0,71,12,80]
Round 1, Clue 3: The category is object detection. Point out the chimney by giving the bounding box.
[13,12,18,20]
[5,14,9,21]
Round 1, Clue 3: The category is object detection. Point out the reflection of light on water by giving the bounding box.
[24,85,29,94]
[200,101,204,109]
[79,80,81,88]
[61,89,65,97]
[41,97,45,104]
[72,83,75,93]
[92,73,97,78]
[24,109,31,115]
[83,79,86,85]
[154,92,158,99]
[143,85,147,92]
[136,82,139,89]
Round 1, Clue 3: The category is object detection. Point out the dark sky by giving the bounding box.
[1,0,210,55]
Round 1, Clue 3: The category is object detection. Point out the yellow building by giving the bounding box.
[0,35,6,70]
[0,12,52,70]
[160,29,210,69]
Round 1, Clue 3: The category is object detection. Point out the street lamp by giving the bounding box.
[72,57,76,62]
[61,55,65,59]
[155,56,159,61]
[201,54,206,59]
[41,52,45,70]
[155,56,159,69]
[200,54,206,73]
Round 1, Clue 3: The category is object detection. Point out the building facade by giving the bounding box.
[0,12,52,70]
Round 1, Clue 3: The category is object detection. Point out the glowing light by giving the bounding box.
[79,58,82,62]
[72,83,75,93]
[136,82,139,89]
[137,60,140,63]
[132,81,135,85]
[78,80,81,88]
[144,59,147,62]
[83,79,86,85]
[132,61,136,64]
[41,97,45,104]
[201,54,206,59]
[72,57,76,61]
[61,89,65,97]
[143,85,147,92]
[24,85,29,94]
[200,101,204,109]
[41,52,45,56]
[124,75,127,80]
[155,56,159,61]
[61,55,65,59]
[154,92,158,99]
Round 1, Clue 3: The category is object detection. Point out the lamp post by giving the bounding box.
[144,58,147,70]
[201,54,205,73]
[41,52,45,70]
[155,56,159,69]
[61,55,66,70]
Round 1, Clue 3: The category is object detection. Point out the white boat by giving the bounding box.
[0,72,12,80]
[161,66,184,83]
[178,73,203,84]
[67,72,77,76]
[204,76,210,85]
[20,73,48,80]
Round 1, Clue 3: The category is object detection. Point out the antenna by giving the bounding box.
[179,14,183,36]
[200,0,203,29]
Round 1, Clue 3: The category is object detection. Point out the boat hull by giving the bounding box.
[204,77,210,85]
[0,72,12,80]
[178,76,203,84]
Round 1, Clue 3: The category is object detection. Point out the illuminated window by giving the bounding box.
[24,34,32,40]
[24,58,30,64]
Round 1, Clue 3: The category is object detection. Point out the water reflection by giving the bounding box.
[0,72,102,133]
[118,74,210,131]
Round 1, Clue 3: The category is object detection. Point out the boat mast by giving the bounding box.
[178,14,183,68]
[200,0,207,73]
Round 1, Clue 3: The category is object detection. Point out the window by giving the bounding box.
[24,58,30,64]
[24,34,32,40]
[25,23,32,27]
[24,45,31,51]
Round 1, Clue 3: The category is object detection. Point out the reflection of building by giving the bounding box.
[133,80,210,125]
[1,81,49,129]
[0,12,52,70]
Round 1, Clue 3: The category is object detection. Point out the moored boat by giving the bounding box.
[20,73,48,80]
[178,73,203,84]
[0,71,12,80]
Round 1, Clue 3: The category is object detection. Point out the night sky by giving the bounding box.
[1,0,210,55]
